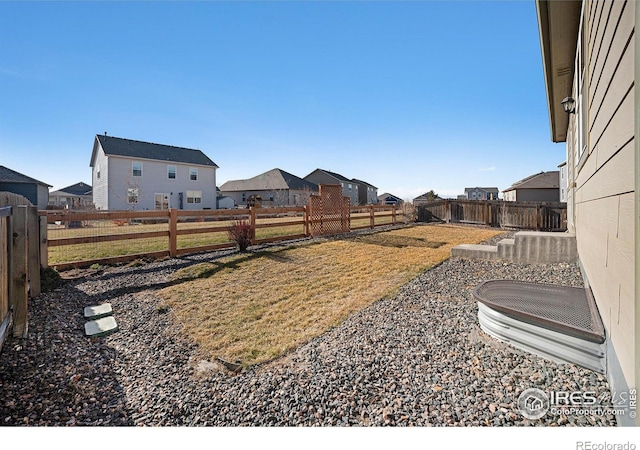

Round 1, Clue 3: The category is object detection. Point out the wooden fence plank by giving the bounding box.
[10,206,28,338]
[27,206,40,298]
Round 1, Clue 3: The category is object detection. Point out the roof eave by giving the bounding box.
[536,0,582,143]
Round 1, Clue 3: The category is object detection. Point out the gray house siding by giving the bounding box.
[507,188,559,203]
[103,156,216,210]
[92,147,110,210]
[0,182,48,209]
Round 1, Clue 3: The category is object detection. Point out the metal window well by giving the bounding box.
[472,280,606,374]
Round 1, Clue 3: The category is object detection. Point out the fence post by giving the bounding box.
[304,205,310,237]
[392,206,396,225]
[39,214,48,269]
[169,208,177,257]
[445,200,451,223]
[27,206,40,298]
[369,205,374,229]
[249,207,257,244]
[10,205,28,338]
[535,204,541,231]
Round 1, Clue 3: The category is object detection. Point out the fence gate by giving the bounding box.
[308,185,350,237]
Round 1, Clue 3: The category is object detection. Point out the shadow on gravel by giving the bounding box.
[0,285,133,425]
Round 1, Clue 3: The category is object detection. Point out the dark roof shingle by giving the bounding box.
[0,166,51,187]
[96,135,218,167]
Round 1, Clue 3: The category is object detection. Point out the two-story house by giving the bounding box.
[463,187,500,201]
[502,171,560,202]
[303,169,359,205]
[90,134,218,211]
[219,168,318,207]
[352,179,378,205]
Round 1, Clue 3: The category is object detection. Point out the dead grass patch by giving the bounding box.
[158,224,502,366]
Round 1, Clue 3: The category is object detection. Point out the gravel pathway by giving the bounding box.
[0,225,616,426]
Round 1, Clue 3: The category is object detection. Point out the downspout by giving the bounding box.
[635,0,640,427]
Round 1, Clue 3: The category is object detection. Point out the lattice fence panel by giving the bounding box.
[308,185,350,237]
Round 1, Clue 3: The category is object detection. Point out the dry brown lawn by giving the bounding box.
[158,224,502,366]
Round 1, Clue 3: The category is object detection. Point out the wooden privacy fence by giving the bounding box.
[42,203,399,270]
[0,194,44,350]
[416,199,567,231]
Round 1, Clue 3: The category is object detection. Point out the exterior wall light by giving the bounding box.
[561,97,576,114]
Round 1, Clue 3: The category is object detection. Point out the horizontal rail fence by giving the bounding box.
[350,205,397,230]
[42,205,400,270]
[416,200,567,231]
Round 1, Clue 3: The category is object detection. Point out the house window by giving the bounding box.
[127,188,138,204]
[242,193,246,202]
[186,190,201,204]
[96,164,100,179]
[155,193,169,210]
[348,184,352,190]
[168,165,177,179]
[132,162,143,177]
[189,167,198,181]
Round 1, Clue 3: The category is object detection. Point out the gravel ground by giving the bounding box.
[0,225,617,426]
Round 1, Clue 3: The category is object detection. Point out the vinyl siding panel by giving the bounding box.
[569,0,635,401]
[105,156,217,210]
[92,147,109,210]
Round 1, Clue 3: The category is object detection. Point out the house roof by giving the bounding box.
[352,178,377,189]
[92,135,218,168]
[51,182,92,196]
[464,187,499,194]
[219,168,319,192]
[305,168,351,183]
[377,193,403,202]
[536,0,581,142]
[0,165,51,187]
[503,171,559,192]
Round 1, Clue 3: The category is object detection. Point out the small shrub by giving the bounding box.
[40,267,62,293]
[227,219,254,252]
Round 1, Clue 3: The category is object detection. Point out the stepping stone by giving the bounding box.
[84,303,113,320]
[85,316,119,337]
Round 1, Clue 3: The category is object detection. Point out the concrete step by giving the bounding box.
[451,244,498,260]
[84,303,113,320]
[513,231,577,264]
[451,231,577,264]
[85,316,119,337]
[497,239,515,260]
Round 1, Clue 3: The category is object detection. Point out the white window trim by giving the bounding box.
[189,167,198,181]
[132,161,143,177]
[127,188,139,204]
[186,190,202,204]
[167,165,177,180]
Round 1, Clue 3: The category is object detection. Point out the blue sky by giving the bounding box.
[0,0,565,200]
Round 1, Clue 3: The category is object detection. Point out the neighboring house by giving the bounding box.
[303,169,358,205]
[49,182,93,209]
[377,193,404,206]
[0,165,51,209]
[352,179,378,205]
[90,134,218,210]
[536,0,636,426]
[558,161,568,203]
[216,187,235,209]
[220,168,319,207]
[412,191,441,205]
[502,171,560,202]
[463,187,500,201]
